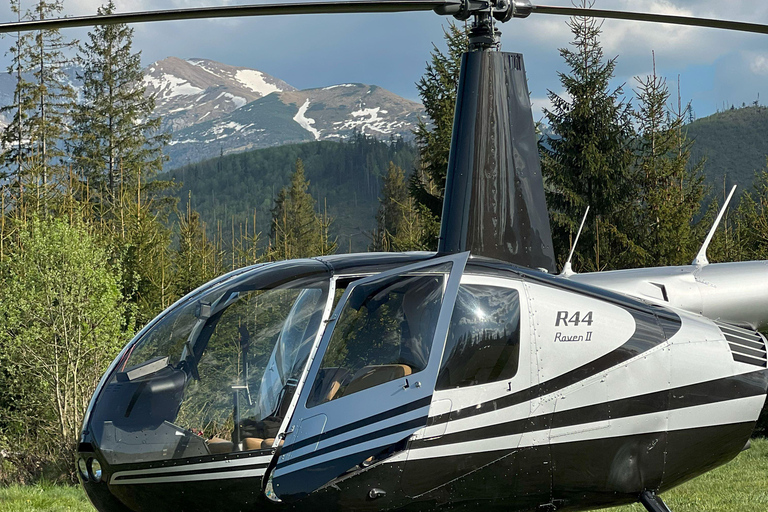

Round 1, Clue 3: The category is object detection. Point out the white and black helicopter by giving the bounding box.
[3,2,768,511]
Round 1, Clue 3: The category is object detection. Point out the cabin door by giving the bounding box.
[271,253,468,501]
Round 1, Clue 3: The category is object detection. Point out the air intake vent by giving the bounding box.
[717,321,767,368]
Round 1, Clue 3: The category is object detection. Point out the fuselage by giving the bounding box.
[78,252,768,512]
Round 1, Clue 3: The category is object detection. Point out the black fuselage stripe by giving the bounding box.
[112,462,270,481]
[414,369,768,449]
[278,417,426,470]
[430,308,680,426]
[281,395,432,456]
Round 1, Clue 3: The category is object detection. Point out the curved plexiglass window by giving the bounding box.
[436,284,520,389]
[88,261,331,465]
[307,263,449,407]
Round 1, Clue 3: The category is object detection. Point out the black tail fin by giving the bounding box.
[438,51,556,273]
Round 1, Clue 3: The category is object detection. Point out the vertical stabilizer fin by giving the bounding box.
[692,185,737,266]
[561,206,590,277]
[438,51,556,272]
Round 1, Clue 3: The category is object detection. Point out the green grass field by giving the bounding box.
[2,440,767,511]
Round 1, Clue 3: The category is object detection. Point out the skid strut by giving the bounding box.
[640,491,672,512]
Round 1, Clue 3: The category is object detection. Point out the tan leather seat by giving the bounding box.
[207,437,234,454]
[344,364,412,396]
[242,437,265,451]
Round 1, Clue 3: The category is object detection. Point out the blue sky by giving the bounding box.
[1,0,767,121]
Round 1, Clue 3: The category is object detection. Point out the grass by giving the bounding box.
[0,482,93,512]
[1,440,767,511]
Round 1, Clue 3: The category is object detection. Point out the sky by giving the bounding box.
[1,0,767,121]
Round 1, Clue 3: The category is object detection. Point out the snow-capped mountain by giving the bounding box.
[147,57,424,168]
[0,57,424,168]
[165,82,423,168]
[144,57,296,131]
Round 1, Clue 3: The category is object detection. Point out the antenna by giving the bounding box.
[561,206,590,277]
[692,185,737,266]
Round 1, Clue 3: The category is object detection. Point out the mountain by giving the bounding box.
[161,135,419,253]
[141,57,424,168]
[165,82,424,168]
[686,106,768,194]
[143,57,296,132]
[0,57,425,169]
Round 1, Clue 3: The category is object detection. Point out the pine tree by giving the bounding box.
[410,23,468,248]
[269,158,337,260]
[0,1,33,204]
[633,62,706,266]
[372,162,432,251]
[175,193,221,296]
[540,3,638,271]
[71,0,167,200]
[0,0,77,212]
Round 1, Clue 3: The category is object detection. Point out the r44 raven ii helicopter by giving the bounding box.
[4,2,768,512]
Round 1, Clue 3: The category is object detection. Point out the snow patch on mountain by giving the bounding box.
[144,73,204,98]
[293,99,321,140]
[323,84,356,90]
[335,106,404,134]
[217,91,247,108]
[235,70,283,97]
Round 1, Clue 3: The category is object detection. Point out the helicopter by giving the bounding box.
[2,1,768,512]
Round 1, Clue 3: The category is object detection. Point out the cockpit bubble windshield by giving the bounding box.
[88,261,331,465]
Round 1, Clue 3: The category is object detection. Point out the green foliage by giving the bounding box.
[0,217,129,481]
[371,162,435,251]
[632,62,706,267]
[411,23,468,223]
[0,0,77,212]
[269,158,337,259]
[174,193,223,297]
[540,5,637,271]
[162,134,418,253]
[709,164,768,264]
[686,106,768,193]
[71,0,167,197]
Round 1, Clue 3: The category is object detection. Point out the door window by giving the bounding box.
[306,264,449,407]
[436,284,521,389]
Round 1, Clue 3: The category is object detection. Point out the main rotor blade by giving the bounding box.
[531,4,768,35]
[0,0,448,34]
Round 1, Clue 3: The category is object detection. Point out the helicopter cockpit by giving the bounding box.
[87,260,334,465]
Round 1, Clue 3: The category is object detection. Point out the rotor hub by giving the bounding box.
[434,0,532,50]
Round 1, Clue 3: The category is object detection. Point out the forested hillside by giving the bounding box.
[687,105,768,192]
[161,134,419,252]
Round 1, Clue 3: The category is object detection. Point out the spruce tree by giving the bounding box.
[540,4,638,271]
[0,0,77,212]
[72,0,167,199]
[175,193,221,296]
[372,162,432,251]
[269,159,337,260]
[410,23,468,248]
[633,63,705,266]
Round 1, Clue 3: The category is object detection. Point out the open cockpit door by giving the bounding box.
[270,253,468,501]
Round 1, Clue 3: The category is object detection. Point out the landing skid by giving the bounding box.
[640,491,672,512]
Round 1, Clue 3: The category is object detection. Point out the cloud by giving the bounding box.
[0,0,766,117]
[750,54,768,76]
